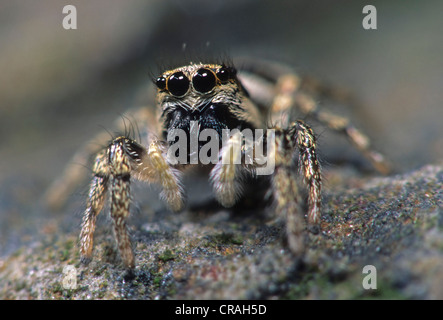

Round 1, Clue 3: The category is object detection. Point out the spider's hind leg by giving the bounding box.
[271,72,391,174]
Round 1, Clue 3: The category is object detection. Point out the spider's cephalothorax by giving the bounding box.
[46,61,391,270]
[156,64,263,147]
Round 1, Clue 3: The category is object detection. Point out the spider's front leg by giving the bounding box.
[79,150,109,265]
[80,136,185,269]
[271,120,322,255]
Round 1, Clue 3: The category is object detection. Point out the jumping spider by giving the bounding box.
[46,59,390,269]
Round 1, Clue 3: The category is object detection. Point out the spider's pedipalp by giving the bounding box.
[145,140,185,212]
[209,130,245,208]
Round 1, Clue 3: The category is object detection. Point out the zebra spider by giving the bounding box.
[46,60,390,269]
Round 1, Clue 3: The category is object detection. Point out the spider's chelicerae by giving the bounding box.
[46,60,390,269]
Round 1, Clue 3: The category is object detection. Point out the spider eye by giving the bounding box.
[216,66,235,82]
[155,76,167,90]
[192,68,216,93]
[168,71,190,97]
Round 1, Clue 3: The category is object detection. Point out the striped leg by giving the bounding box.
[79,136,185,269]
[271,121,322,254]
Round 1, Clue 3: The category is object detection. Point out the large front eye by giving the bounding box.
[168,71,190,97]
[192,68,216,93]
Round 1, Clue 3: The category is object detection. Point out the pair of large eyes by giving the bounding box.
[156,67,233,97]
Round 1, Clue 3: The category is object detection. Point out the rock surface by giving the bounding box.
[1,163,441,299]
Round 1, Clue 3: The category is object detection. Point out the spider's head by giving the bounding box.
[155,63,254,140]
[155,63,240,104]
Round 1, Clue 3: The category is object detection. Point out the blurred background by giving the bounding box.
[0,0,442,257]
